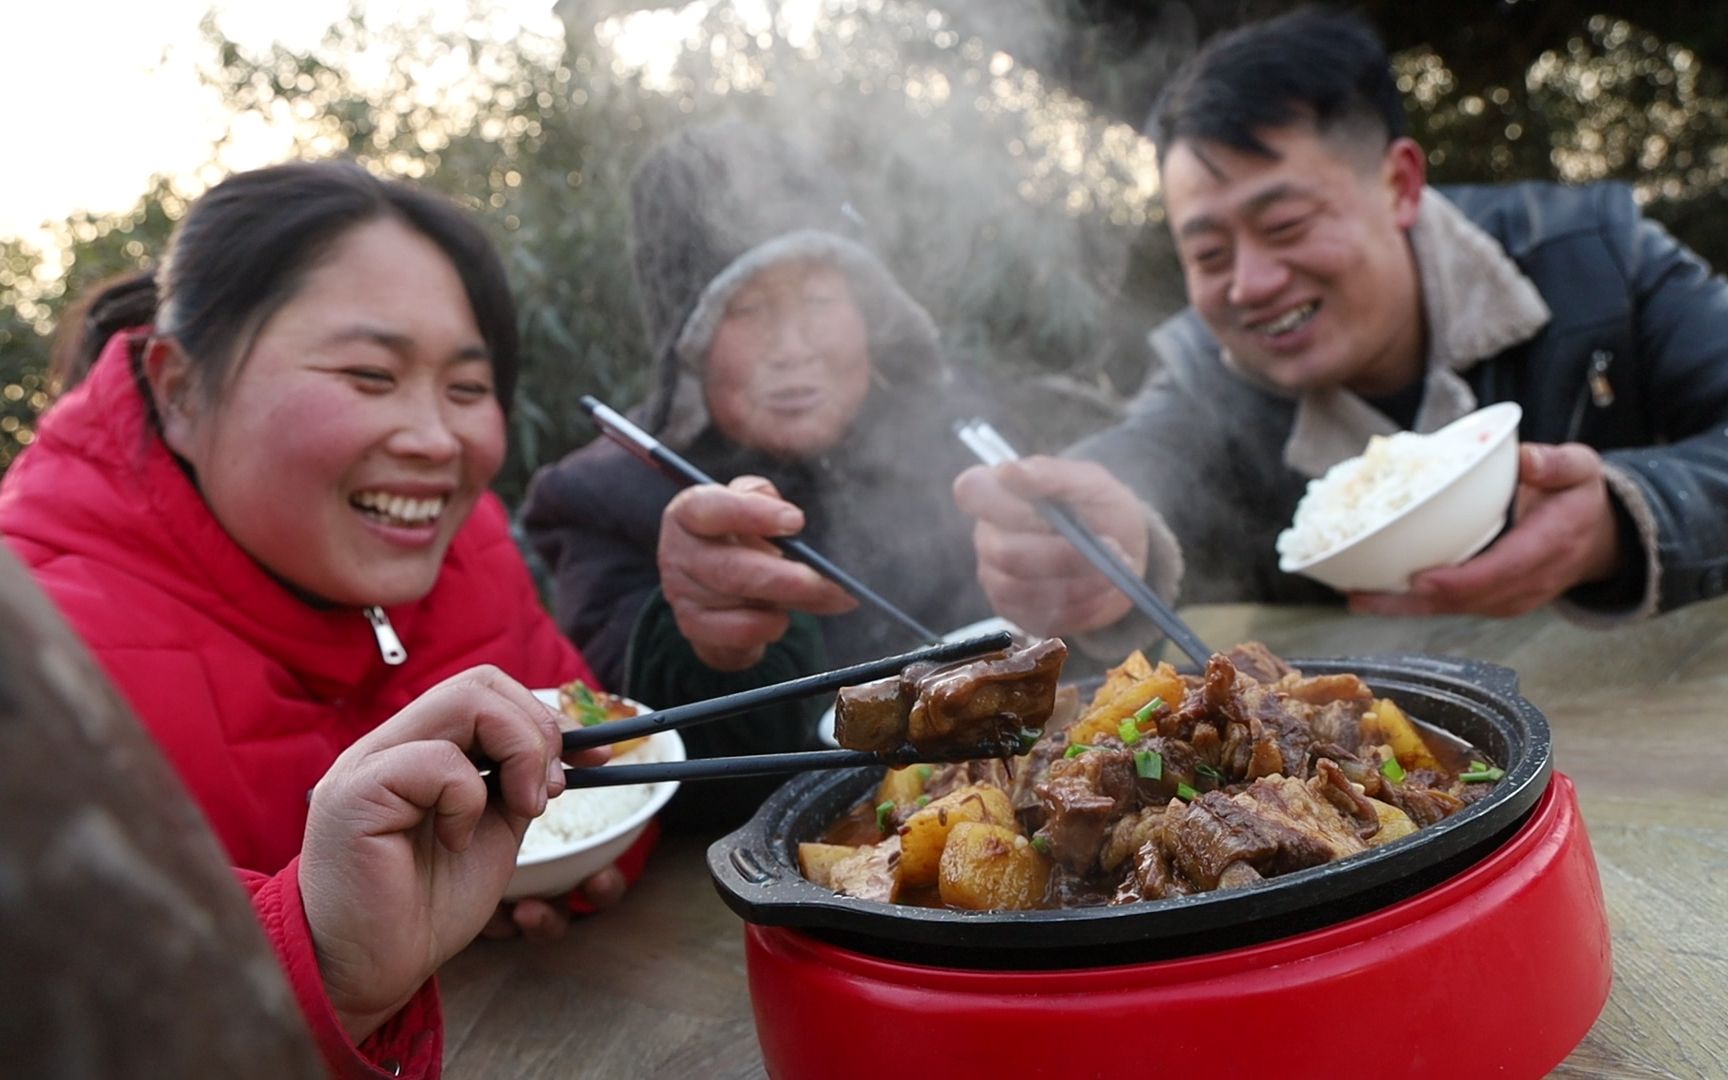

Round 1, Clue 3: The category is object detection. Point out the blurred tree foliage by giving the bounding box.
[1015,0,1728,289]
[0,3,1155,498]
[4,2,1728,500]
[0,181,184,470]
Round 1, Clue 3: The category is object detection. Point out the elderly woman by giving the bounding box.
[522,122,993,820]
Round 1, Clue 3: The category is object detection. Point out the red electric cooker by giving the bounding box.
[708,654,1611,1079]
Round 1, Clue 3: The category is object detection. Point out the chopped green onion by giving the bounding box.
[1196,762,1223,782]
[914,794,931,808]
[1133,696,1166,724]
[916,764,934,782]
[1064,743,1094,758]
[1118,716,1141,745]
[1380,758,1407,783]
[570,684,607,727]
[875,800,895,832]
[1134,749,1163,780]
[1469,760,1488,773]
[1460,766,1506,783]
[1031,835,1051,855]
[1176,782,1199,801]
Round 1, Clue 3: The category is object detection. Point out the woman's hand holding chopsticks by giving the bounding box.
[298,666,604,1040]
[660,475,859,670]
[955,456,1154,636]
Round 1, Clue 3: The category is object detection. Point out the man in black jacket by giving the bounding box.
[956,7,1728,648]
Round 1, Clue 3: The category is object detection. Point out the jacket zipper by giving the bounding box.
[364,606,408,666]
[1565,349,1616,440]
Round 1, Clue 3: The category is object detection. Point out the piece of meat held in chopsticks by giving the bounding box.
[834,639,1068,761]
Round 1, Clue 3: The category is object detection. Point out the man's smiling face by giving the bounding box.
[1162,124,1426,398]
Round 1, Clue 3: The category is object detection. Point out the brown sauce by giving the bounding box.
[823,801,890,848]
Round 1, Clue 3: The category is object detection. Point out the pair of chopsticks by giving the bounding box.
[954,419,1213,669]
[580,396,938,645]
[482,631,1013,792]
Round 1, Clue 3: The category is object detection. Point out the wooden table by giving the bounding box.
[442,600,1728,1079]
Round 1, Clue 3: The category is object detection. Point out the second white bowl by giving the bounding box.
[1279,403,1523,594]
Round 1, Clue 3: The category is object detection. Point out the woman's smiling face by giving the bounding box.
[155,216,506,607]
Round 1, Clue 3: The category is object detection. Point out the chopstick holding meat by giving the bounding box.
[833,639,1068,761]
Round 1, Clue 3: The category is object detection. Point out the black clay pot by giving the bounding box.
[708,654,1553,970]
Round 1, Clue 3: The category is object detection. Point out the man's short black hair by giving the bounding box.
[1148,7,1404,168]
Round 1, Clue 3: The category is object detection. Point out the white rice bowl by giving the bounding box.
[1278,430,1486,565]
[1277,403,1522,593]
[505,692,683,901]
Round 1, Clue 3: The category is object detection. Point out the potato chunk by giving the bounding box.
[938,822,1050,910]
[1361,698,1441,772]
[875,764,931,809]
[1068,655,1185,747]
[896,783,1015,888]
[1364,799,1418,847]
[798,842,863,889]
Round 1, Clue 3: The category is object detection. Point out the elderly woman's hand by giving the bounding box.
[297,666,600,1043]
[658,475,857,671]
[954,457,1153,637]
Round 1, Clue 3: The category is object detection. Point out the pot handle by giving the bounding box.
[725,845,778,887]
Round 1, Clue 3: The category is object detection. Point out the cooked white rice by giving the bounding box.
[518,739,663,859]
[1278,429,1485,566]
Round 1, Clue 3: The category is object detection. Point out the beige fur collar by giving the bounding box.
[1220,187,1551,476]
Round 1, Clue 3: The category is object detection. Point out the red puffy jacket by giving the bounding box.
[0,331,597,871]
[247,859,443,1077]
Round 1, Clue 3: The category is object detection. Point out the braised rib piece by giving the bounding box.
[1224,641,1296,684]
[1032,745,1138,873]
[1119,770,1375,898]
[827,835,902,903]
[833,638,1068,760]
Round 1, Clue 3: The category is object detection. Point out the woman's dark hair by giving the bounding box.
[1148,7,1405,169]
[51,160,519,410]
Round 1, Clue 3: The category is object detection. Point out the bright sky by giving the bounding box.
[0,0,1155,254]
[0,0,566,243]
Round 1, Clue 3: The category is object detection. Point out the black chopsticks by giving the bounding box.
[580,396,938,645]
[560,749,895,788]
[955,419,1213,669]
[559,630,1011,752]
[480,631,1014,794]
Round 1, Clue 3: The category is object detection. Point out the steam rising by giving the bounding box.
[571,0,1200,449]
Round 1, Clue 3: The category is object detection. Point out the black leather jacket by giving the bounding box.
[1078,181,1728,618]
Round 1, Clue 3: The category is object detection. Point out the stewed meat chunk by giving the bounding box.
[834,638,1068,760]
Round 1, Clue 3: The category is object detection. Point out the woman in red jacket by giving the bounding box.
[0,163,645,934]
[3,536,586,1079]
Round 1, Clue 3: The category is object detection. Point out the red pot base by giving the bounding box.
[746,773,1609,1080]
